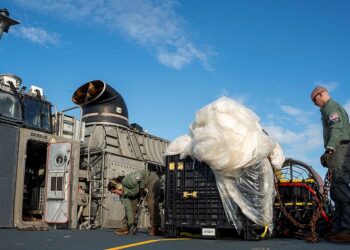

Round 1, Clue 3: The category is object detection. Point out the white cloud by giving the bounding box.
[232,94,250,105]
[265,106,323,150]
[157,43,211,70]
[280,105,313,125]
[265,125,300,144]
[218,88,230,98]
[265,102,323,166]
[216,89,251,107]
[14,0,213,70]
[265,123,323,163]
[12,25,60,46]
[281,105,304,116]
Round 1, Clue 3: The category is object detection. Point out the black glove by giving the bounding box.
[139,188,147,198]
[320,148,334,168]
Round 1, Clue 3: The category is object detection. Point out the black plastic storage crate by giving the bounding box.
[164,155,265,240]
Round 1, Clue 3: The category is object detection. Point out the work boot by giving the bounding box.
[114,226,129,235]
[324,231,340,241]
[329,231,350,242]
[148,227,159,236]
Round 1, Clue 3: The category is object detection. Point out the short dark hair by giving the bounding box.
[107,176,125,192]
[116,176,124,183]
[108,178,118,192]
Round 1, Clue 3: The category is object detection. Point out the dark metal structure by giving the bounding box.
[0,75,168,230]
[0,124,19,227]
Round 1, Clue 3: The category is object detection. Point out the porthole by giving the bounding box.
[55,154,65,167]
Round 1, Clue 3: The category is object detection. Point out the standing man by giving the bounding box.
[311,86,350,242]
[108,169,161,236]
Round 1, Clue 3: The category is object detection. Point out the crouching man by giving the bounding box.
[108,169,161,236]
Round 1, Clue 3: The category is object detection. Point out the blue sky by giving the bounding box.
[1,0,350,177]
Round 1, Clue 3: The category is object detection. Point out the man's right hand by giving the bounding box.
[139,188,147,198]
[320,149,334,168]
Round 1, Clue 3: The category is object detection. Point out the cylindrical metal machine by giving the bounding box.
[72,80,168,229]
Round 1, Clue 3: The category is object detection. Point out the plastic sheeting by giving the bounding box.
[166,97,285,232]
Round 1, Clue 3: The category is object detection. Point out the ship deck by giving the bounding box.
[1,228,349,250]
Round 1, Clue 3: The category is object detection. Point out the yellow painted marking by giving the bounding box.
[183,191,198,199]
[260,225,268,239]
[275,202,313,206]
[105,238,190,250]
[177,162,184,170]
[169,162,175,171]
[278,179,315,183]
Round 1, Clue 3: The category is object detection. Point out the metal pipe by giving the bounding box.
[77,205,84,224]
[72,80,129,127]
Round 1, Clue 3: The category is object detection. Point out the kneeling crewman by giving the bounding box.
[108,169,161,236]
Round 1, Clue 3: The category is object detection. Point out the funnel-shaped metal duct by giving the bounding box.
[72,80,129,127]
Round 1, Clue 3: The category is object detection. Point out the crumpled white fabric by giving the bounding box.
[166,97,285,232]
[165,135,192,159]
[268,143,285,170]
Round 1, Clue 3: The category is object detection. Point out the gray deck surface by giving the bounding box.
[0,229,349,250]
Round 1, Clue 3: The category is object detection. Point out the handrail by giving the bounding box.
[58,105,83,141]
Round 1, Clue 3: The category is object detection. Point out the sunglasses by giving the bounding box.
[312,92,323,104]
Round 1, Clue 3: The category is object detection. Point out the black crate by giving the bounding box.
[164,155,265,240]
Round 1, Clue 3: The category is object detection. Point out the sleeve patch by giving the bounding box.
[329,112,340,123]
[133,173,141,181]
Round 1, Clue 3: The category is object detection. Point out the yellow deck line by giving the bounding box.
[105,238,190,250]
